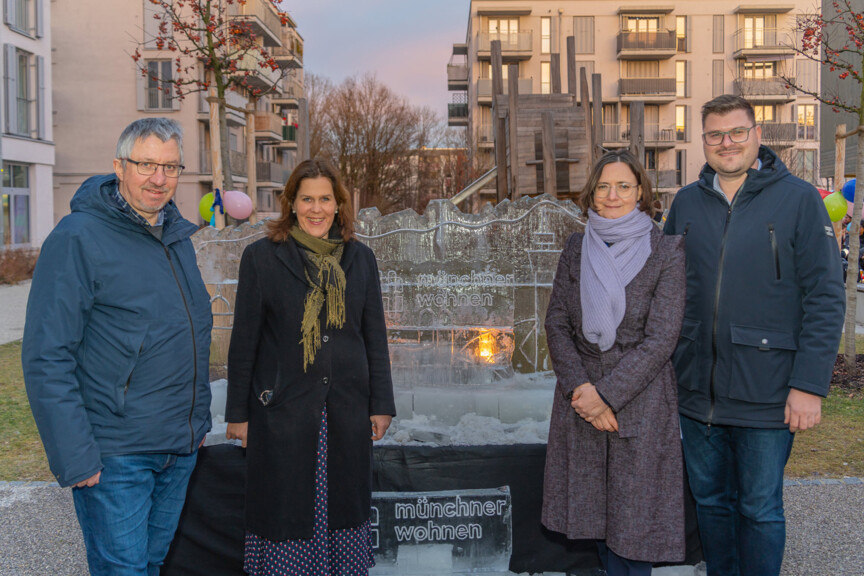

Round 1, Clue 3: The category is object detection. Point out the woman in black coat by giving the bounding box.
[225,159,396,575]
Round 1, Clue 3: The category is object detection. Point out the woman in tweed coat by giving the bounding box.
[542,150,686,575]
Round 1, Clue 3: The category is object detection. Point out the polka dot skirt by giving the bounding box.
[243,404,375,576]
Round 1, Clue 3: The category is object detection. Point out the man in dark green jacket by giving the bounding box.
[23,118,212,576]
[664,95,844,576]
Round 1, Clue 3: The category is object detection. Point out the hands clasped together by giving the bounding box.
[570,383,618,433]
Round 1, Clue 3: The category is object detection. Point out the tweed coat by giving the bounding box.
[226,236,396,541]
[542,225,686,563]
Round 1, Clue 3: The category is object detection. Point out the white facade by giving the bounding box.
[1,0,53,247]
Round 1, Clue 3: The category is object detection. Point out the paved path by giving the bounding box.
[0,281,29,345]
[1,480,863,576]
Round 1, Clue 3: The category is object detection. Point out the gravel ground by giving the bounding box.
[1,481,862,576]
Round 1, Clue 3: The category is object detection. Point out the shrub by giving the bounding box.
[0,247,38,284]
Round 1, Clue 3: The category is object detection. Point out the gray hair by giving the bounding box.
[115,117,184,166]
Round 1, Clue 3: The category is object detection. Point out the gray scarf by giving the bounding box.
[580,208,654,351]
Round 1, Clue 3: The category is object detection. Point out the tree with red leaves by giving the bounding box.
[783,0,864,372]
[132,0,289,192]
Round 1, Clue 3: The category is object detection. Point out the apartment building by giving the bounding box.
[52,0,305,225]
[1,0,54,247]
[447,0,821,204]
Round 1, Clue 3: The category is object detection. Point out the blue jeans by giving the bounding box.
[72,451,198,576]
[597,541,652,576]
[679,415,794,576]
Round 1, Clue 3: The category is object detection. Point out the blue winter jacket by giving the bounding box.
[664,147,844,428]
[22,175,212,487]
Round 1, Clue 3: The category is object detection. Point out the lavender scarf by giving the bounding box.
[580,207,654,351]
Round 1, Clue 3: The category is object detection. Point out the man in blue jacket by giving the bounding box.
[23,118,213,575]
[664,95,844,576]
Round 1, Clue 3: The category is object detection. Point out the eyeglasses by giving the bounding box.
[595,182,639,199]
[125,159,185,178]
[702,126,756,146]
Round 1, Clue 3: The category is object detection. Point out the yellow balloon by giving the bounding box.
[199,193,215,222]
[824,192,846,223]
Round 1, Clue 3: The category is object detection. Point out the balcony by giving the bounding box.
[198,90,248,126]
[272,28,303,70]
[273,124,298,150]
[254,111,283,141]
[603,123,677,148]
[733,77,796,103]
[233,52,283,93]
[733,27,795,59]
[759,122,797,147]
[477,124,494,148]
[257,162,289,186]
[646,169,682,189]
[448,103,468,127]
[477,77,533,104]
[619,77,677,102]
[228,0,283,47]
[477,31,533,60]
[448,64,469,91]
[617,30,677,60]
[200,150,248,178]
[272,75,303,108]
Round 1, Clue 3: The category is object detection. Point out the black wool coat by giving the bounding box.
[226,237,396,541]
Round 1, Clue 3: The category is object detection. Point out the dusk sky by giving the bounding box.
[280,1,469,117]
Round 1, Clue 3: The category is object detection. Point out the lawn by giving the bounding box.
[1,339,863,481]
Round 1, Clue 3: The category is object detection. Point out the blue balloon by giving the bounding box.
[842,178,857,202]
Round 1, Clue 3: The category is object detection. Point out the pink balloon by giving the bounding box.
[224,190,254,220]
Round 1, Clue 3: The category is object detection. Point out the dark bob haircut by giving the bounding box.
[266,158,355,242]
[578,149,655,218]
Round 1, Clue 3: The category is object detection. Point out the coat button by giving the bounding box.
[322,335,329,343]
[761,338,768,345]
[322,377,329,385]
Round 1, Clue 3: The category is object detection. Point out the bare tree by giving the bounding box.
[781,0,864,372]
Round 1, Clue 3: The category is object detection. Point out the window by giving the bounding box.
[753,105,775,123]
[742,61,776,79]
[675,150,686,186]
[743,15,776,49]
[645,149,657,170]
[797,105,816,140]
[676,16,688,52]
[138,60,176,111]
[624,16,660,33]
[541,17,551,54]
[143,0,171,48]
[573,16,594,54]
[4,0,42,37]
[541,61,550,94]
[676,105,688,141]
[3,45,44,138]
[791,149,817,183]
[713,15,724,53]
[1,163,30,245]
[713,60,725,97]
[676,61,688,97]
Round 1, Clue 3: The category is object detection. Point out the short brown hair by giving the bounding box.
[267,158,355,242]
[578,149,655,218]
[701,94,756,127]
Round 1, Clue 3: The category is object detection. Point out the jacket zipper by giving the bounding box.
[708,193,740,430]
[163,245,198,452]
[123,343,143,399]
[768,224,781,280]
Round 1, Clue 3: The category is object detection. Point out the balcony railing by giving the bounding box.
[617,30,677,53]
[448,65,469,84]
[198,90,248,124]
[733,77,795,100]
[233,52,283,92]
[477,77,534,100]
[759,122,797,145]
[645,169,682,189]
[200,150,248,177]
[254,111,283,138]
[448,103,468,118]
[257,162,289,184]
[228,0,283,47]
[604,123,677,144]
[477,31,533,54]
[733,27,794,54]
[619,77,676,97]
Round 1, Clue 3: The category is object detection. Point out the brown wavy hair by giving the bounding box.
[578,149,655,218]
[267,158,355,242]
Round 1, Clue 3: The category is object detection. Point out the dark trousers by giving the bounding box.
[596,541,652,576]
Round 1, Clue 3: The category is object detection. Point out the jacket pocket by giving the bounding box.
[728,324,797,404]
[673,318,702,391]
[112,330,148,416]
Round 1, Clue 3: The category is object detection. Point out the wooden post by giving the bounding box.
[566,36,577,100]
[508,64,520,201]
[629,101,645,164]
[580,67,593,165]
[550,53,561,94]
[591,73,603,162]
[541,112,557,197]
[207,71,225,229]
[834,123,847,250]
[246,100,258,225]
[492,40,507,202]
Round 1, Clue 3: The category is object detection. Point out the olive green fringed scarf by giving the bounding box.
[290,226,346,371]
